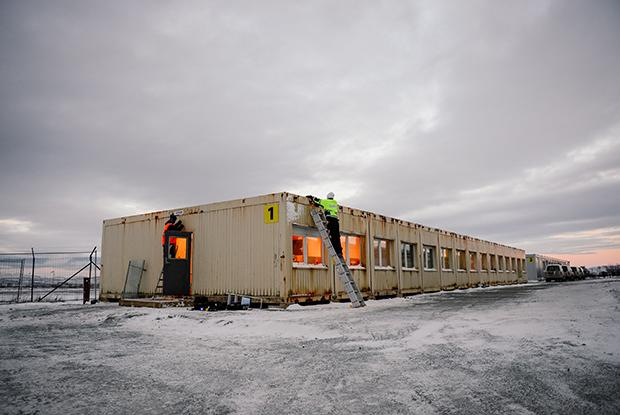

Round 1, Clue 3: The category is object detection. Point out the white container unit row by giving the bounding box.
[101,192,526,304]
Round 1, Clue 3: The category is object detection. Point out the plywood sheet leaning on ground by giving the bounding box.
[100,192,526,305]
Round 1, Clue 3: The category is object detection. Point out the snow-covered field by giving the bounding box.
[1,279,619,414]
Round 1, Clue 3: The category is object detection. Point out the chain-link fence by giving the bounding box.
[0,248,100,303]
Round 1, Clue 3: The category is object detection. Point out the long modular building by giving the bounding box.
[100,192,526,304]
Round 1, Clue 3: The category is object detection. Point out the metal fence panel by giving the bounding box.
[122,259,145,299]
[0,250,100,303]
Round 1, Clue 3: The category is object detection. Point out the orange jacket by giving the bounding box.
[162,223,177,246]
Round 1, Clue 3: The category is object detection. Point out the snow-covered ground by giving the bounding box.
[1,279,619,414]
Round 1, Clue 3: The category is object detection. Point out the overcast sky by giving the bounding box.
[1,1,619,265]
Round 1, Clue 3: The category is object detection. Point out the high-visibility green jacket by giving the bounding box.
[319,198,339,218]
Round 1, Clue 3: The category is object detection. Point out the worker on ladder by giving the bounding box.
[309,192,344,260]
[162,213,184,261]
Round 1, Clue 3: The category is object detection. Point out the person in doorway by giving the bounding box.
[310,192,344,259]
[162,214,184,260]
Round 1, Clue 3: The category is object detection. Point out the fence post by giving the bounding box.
[88,252,93,302]
[17,259,25,303]
[30,248,35,302]
[83,277,91,304]
[94,248,98,301]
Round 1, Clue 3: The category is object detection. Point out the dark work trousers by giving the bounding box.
[326,215,343,257]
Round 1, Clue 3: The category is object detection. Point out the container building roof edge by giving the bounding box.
[102,191,524,253]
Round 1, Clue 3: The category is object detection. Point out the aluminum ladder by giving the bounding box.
[155,268,164,295]
[310,208,365,308]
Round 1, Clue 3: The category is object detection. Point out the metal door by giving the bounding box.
[163,231,192,296]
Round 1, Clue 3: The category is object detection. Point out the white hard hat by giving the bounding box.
[327,192,335,199]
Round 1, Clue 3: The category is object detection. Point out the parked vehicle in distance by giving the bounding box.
[545,264,565,282]
[571,266,583,280]
[561,265,574,281]
[581,267,590,278]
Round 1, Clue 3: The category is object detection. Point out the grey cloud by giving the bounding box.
[1,0,619,261]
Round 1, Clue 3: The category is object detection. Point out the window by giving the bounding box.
[292,226,323,266]
[423,245,436,270]
[168,237,188,260]
[457,250,466,271]
[481,253,488,271]
[292,235,304,263]
[373,239,391,267]
[469,252,477,271]
[340,234,364,267]
[512,258,517,272]
[307,236,322,265]
[441,247,452,271]
[490,254,497,271]
[401,242,417,269]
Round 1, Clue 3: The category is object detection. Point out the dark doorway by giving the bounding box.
[163,231,192,296]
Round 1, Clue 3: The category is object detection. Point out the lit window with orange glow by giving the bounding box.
[292,235,304,263]
[340,234,364,267]
[175,238,187,259]
[348,236,362,266]
[306,236,322,265]
[292,225,325,266]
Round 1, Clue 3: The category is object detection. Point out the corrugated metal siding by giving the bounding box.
[338,207,371,297]
[419,228,440,292]
[397,222,422,294]
[289,267,332,299]
[101,194,284,300]
[285,196,332,299]
[369,214,398,296]
[454,236,468,288]
[467,239,483,287]
[101,209,203,298]
[193,195,282,297]
[438,232,457,290]
[100,221,123,297]
[101,192,527,303]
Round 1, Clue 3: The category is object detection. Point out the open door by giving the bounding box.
[163,230,192,296]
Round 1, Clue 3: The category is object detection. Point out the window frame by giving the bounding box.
[456,249,467,272]
[489,254,497,271]
[441,247,453,271]
[481,253,489,271]
[373,238,393,269]
[292,225,326,268]
[400,242,417,271]
[340,233,366,269]
[469,251,477,272]
[423,245,436,271]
